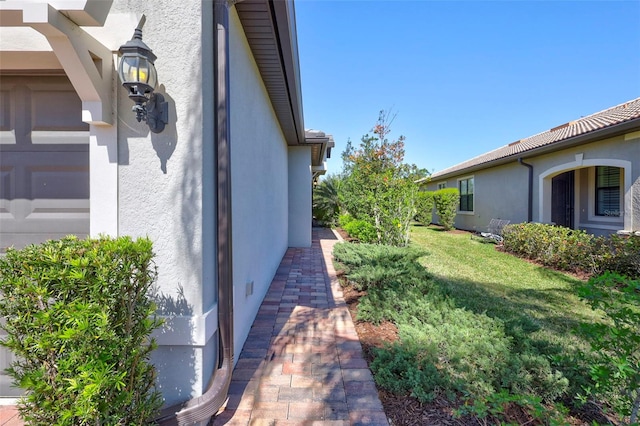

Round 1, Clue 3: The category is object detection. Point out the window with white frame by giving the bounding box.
[595,166,620,217]
[437,182,447,190]
[458,177,474,212]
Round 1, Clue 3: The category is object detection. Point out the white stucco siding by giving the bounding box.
[288,146,312,247]
[112,0,215,406]
[229,8,289,359]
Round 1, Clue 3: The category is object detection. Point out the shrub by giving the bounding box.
[576,272,640,424]
[332,242,428,291]
[340,215,378,243]
[335,242,570,409]
[0,236,163,425]
[603,234,640,279]
[414,190,435,225]
[433,188,459,230]
[501,222,602,275]
[502,223,639,278]
[370,343,444,403]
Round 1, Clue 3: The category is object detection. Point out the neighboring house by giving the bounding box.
[0,0,332,423]
[418,98,640,237]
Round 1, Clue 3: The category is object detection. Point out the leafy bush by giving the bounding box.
[502,222,602,274]
[576,272,640,424]
[338,213,354,228]
[454,389,571,425]
[414,191,434,225]
[342,219,378,244]
[0,236,163,425]
[433,188,459,230]
[603,234,640,279]
[502,223,639,278]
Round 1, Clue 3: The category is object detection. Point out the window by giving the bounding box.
[458,177,474,212]
[437,182,447,190]
[595,166,620,217]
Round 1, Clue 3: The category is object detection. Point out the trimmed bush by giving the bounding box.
[502,223,639,278]
[414,191,435,225]
[0,236,163,425]
[604,234,640,279]
[338,214,377,243]
[502,222,602,275]
[433,188,459,230]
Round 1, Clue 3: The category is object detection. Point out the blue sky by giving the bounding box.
[295,0,640,176]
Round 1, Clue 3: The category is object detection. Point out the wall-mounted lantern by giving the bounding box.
[117,15,168,133]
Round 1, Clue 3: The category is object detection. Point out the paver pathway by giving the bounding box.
[0,406,21,426]
[213,227,388,425]
[0,228,388,425]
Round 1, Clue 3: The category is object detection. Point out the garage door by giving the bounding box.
[0,75,89,396]
[0,75,89,252]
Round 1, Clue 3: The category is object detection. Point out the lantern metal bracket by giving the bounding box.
[144,92,168,133]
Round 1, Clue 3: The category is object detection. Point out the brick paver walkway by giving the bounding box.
[213,227,388,425]
[0,406,21,426]
[0,228,388,426]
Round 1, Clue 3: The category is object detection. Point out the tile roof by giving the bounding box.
[430,97,640,179]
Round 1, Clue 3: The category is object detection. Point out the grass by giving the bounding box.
[411,225,603,357]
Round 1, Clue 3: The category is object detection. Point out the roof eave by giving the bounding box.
[429,117,640,182]
[235,0,305,145]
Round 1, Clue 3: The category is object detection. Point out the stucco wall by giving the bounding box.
[288,146,312,247]
[531,132,639,234]
[112,0,216,406]
[229,8,289,359]
[427,130,640,235]
[426,162,529,232]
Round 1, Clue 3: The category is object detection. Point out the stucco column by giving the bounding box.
[288,146,312,247]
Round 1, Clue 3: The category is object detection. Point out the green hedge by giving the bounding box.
[502,222,640,278]
[433,188,459,230]
[414,191,435,225]
[0,236,163,425]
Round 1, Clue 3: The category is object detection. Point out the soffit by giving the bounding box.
[235,0,304,145]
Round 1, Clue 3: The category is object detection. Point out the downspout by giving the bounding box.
[518,158,533,222]
[155,1,234,424]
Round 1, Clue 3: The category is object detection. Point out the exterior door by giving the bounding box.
[551,171,575,228]
[0,75,89,396]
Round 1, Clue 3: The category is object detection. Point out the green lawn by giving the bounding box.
[411,225,602,357]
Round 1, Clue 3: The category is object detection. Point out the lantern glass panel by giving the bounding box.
[119,56,139,83]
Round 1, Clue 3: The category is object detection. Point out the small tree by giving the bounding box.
[433,188,459,230]
[341,110,426,246]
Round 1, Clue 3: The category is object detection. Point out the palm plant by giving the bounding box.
[313,174,343,226]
